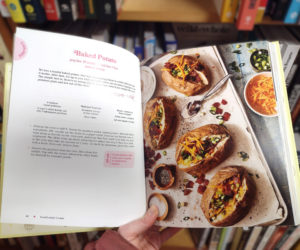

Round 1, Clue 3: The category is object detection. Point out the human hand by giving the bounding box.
[118,205,181,250]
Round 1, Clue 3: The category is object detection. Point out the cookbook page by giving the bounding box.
[141,43,287,227]
[1,28,146,227]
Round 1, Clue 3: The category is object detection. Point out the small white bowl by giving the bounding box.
[141,66,156,104]
[244,72,278,118]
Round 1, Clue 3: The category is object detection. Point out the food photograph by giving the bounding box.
[142,42,290,227]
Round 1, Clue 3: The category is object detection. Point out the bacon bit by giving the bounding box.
[148,159,155,166]
[184,189,192,196]
[154,153,161,161]
[223,112,231,121]
[213,102,220,108]
[197,185,206,194]
[216,108,223,114]
[196,174,206,184]
[145,146,155,158]
[204,179,209,186]
[221,99,228,105]
[186,181,194,188]
[149,180,155,190]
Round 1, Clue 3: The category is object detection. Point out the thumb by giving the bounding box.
[118,205,158,238]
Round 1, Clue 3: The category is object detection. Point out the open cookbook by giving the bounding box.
[0,28,300,235]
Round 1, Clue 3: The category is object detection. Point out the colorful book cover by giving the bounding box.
[43,0,60,21]
[5,0,26,22]
[0,0,10,17]
[284,0,300,23]
[235,0,261,30]
[255,0,268,23]
[215,0,239,23]
[20,0,46,23]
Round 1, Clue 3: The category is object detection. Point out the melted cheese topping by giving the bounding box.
[209,178,247,223]
[178,134,228,168]
[148,99,165,145]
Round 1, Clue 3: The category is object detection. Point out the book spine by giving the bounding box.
[58,0,76,20]
[274,227,296,250]
[0,0,11,17]
[256,226,276,250]
[270,0,291,20]
[94,0,117,22]
[134,24,144,60]
[255,0,268,23]
[83,0,96,18]
[162,23,177,52]
[235,0,260,30]
[70,0,78,19]
[221,228,236,250]
[67,233,83,250]
[197,228,211,250]
[43,0,60,20]
[220,0,239,22]
[284,0,300,23]
[5,0,27,22]
[209,228,222,250]
[230,228,243,250]
[217,228,227,250]
[20,0,46,23]
[144,24,156,60]
[56,234,69,248]
[237,228,252,250]
[279,227,300,250]
[244,227,263,250]
[264,226,288,250]
[77,0,85,18]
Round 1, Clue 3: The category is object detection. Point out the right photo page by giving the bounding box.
[142,41,292,228]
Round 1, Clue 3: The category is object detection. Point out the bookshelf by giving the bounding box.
[118,0,221,23]
[1,1,300,250]
[118,0,284,24]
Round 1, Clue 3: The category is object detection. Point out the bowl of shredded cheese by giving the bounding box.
[244,72,277,117]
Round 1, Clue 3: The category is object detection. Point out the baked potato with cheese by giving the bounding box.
[200,166,256,227]
[144,97,177,150]
[161,55,210,96]
[175,124,233,176]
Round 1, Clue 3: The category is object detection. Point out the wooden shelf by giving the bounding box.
[118,0,289,25]
[118,0,221,23]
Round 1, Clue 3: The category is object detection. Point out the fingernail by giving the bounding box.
[148,205,158,217]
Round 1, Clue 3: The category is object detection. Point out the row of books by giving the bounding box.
[0,230,104,249]
[215,0,300,30]
[0,0,122,23]
[190,226,300,250]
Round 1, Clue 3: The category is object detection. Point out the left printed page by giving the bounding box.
[0,28,146,227]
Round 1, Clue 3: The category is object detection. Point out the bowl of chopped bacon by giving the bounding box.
[244,72,278,117]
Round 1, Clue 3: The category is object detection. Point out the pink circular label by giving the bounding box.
[14,37,27,61]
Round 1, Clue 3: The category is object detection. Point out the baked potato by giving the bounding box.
[144,97,177,150]
[161,55,210,96]
[176,124,233,177]
[200,166,256,227]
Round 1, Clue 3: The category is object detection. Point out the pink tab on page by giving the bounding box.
[14,37,27,60]
[104,151,134,168]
